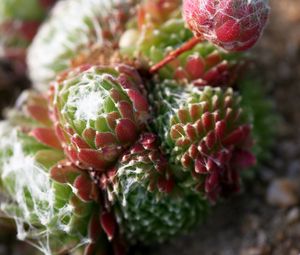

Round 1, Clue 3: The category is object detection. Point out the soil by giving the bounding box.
[0,0,300,254]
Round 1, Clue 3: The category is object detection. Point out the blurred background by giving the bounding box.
[0,0,300,254]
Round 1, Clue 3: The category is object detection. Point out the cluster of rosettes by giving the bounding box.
[43,58,254,244]
[0,0,271,254]
[47,61,255,203]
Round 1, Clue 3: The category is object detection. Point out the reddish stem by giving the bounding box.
[150,36,203,73]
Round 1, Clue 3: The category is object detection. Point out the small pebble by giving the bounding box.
[266,179,300,208]
[257,231,267,246]
[286,207,300,224]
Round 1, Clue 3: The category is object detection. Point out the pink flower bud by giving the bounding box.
[183,0,270,51]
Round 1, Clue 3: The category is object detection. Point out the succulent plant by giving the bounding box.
[150,80,256,201]
[49,160,115,255]
[183,0,270,51]
[98,133,174,201]
[115,187,207,245]
[28,0,136,89]
[169,44,242,87]
[50,64,150,171]
[98,133,208,244]
[0,0,273,254]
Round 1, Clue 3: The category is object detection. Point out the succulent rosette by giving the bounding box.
[28,0,136,89]
[150,80,256,201]
[183,0,270,51]
[50,64,150,171]
[102,133,175,199]
[115,187,207,245]
[99,133,208,244]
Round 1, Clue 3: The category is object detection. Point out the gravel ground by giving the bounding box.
[1,0,300,254]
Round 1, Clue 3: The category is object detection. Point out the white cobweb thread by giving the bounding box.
[62,71,111,124]
[0,123,88,255]
[115,163,146,207]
